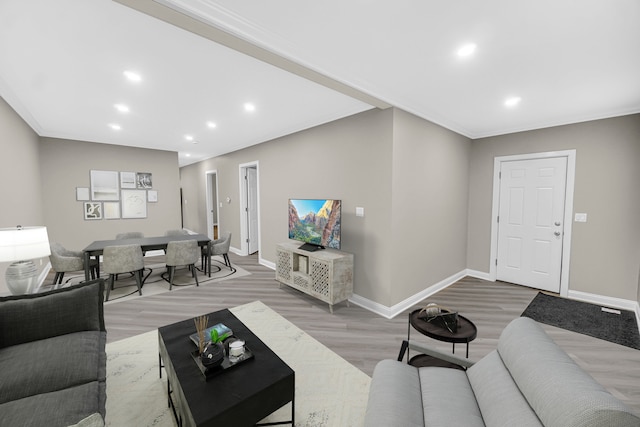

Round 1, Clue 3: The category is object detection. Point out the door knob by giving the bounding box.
[554,231,561,237]
[554,222,561,226]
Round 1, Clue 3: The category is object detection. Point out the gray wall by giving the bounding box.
[389,109,470,304]
[467,114,640,301]
[181,108,395,303]
[180,108,473,307]
[39,137,182,250]
[0,97,45,293]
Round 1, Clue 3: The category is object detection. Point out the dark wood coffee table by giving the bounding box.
[403,309,477,367]
[158,309,295,427]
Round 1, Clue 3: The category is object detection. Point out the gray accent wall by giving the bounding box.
[467,114,640,301]
[39,137,182,250]
[0,97,45,293]
[180,108,473,307]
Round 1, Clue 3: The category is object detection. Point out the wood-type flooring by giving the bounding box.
[86,252,639,413]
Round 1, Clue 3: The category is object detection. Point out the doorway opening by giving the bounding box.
[489,150,576,297]
[205,170,219,241]
[239,161,260,255]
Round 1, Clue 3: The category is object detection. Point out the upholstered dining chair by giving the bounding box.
[115,231,144,240]
[49,243,98,285]
[102,244,144,301]
[165,239,200,290]
[165,229,189,237]
[201,231,232,274]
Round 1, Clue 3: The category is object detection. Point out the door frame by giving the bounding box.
[489,150,576,297]
[238,161,260,256]
[205,170,219,241]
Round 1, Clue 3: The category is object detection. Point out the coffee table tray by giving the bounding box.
[190,347,255,380]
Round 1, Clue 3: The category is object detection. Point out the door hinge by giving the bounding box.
[499,171,501,179]
[495,259,498,266]
[246,238,249,243]
[497,216,499,223]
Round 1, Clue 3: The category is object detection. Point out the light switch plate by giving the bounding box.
[575,213,587,222]
[356,207,364,217]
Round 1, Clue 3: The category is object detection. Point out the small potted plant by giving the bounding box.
[201,328,229,368]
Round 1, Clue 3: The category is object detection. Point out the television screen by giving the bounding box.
[288,199,341,250]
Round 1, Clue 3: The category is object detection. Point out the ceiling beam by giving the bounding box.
[113,0,391,110]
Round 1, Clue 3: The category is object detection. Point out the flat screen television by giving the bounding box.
[288,199,341,251]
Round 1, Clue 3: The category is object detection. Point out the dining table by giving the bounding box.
[82,234,212,281]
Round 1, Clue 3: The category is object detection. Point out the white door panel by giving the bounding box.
[497,157,567,292]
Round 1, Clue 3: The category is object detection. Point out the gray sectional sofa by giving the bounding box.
[365,316,640,427]
[0,280,107,427]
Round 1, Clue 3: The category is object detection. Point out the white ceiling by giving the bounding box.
[1,1,639,167]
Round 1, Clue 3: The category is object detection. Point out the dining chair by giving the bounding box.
[49,243,98,285]
[102,244,144,301]
[115,231,144,240]
[165,239,200,290]
[165,229,189,236]
[201,231,232,274]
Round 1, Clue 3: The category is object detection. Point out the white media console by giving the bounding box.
[275,242,354,313]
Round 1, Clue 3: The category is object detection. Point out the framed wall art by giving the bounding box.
[90,170,119,201]
[84,202,102,220]
[121,189,147,218]
[76,187,90,201]
[136,172,152,189]
[120,171,137,189]
[103,202,121,219]
[147,190,158,202]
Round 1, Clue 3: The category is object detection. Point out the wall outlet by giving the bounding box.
[574,213,587,222]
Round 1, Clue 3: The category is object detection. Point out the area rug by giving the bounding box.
[105,300,371,426]
[41,258,250,305]
[521,292,640,350]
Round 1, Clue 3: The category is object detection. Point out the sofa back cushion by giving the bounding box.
[0,280,105,348]
[497,317,640,427]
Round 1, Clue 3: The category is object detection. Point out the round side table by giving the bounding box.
[407,309,477,360]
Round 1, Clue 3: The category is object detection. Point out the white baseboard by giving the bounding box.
[465,269,492,281]
[260,257,275,270]
[349,269,467,319]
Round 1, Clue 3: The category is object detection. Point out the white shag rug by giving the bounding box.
[105,300,371,426]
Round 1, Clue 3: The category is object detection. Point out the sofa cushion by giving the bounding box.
[0,331,106,404]
[67,413,105,427]
[467,350,542,427]
[419,367,485,427]
[498,317,640,427]
[364,359,425,427]
[0,381,104,427]
[0,280,105,348]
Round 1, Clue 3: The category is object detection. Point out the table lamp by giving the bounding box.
[0,225,51,294]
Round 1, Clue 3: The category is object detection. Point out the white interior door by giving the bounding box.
[246,167,258,254]
[497,157,567,292]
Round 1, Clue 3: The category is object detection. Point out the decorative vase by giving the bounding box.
[201,341,224,368]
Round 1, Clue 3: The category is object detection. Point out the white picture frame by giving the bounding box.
[90,170,119,201]
[120,171,137,189]
[84,202,102,220]
[76,187,90,201]
[121,189,147,218]
[103,202,121,219]
[147,190,158,202]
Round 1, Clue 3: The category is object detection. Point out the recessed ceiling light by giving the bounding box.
[457,43,477,57]
[184,135,194,141]
[504,96,522,107]
[123,70,142,82]
[185,153,191,157]
[244,103,256,112]
[114,104,129,113]
[207,121,217,129]
[108,123,121,130]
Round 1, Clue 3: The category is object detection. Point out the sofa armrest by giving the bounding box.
[0,279,105,348]
[399,340,477,369]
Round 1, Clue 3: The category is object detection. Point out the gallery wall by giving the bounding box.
[39,137,182,250]
[467,114,640,302]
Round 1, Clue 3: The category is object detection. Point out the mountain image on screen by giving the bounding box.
[288,199,341,249]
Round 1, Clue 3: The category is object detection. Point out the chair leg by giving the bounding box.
[191,263,199,287]
[168,266,175,291]
[135,270,143,296]
[105,275,115,301]
[224,254,231,269]
[53,272,62,285]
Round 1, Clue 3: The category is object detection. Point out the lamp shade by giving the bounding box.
[0,226,51,262]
